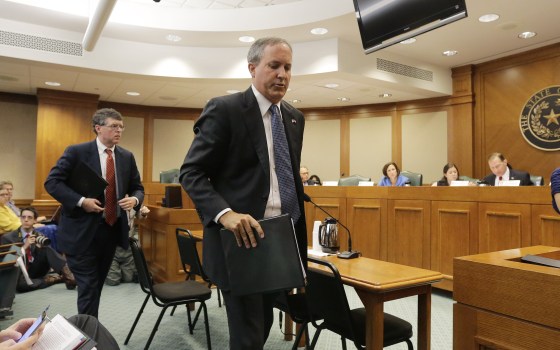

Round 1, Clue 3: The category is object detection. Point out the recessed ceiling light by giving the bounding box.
[442,50,458,56]
[226,89,240,94]
[337,97,350,102]
[126,91,140,96]
[325,83,339,89]
[45,81,61,86]
[291,99,301,103]
[165,34,182,42]
[310,28,328,35]
[239,36,255,43]
[379,93,392,98]
[518,31,536,39]
[400,38,416,44]
[479,14,500,23]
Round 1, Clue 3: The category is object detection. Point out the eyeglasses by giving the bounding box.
[103,124,125,131]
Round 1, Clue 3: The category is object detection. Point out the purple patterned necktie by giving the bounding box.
[270,104,300,222]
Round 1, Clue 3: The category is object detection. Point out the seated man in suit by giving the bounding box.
[0,207,76,292]
[300,166,317,186]
[483,152,532,186]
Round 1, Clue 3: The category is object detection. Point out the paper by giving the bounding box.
[307,249,330,257]
[312,220,322,252]
[32,314,85,350]
[16,255,33,286]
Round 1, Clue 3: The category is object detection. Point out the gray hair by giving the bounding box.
[247,37,292,65]
[92,108,123,134]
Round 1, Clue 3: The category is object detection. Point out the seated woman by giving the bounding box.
[433,163,476,186]
[378,162,409,186]
[309,174,322,186]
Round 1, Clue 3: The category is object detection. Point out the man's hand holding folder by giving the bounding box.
[218,211,264,248]
[220,214,306,296]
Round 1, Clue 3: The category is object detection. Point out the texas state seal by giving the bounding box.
[519,86,560,151]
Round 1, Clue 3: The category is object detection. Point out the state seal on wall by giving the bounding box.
[519,86,560,151]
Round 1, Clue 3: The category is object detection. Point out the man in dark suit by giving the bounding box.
[180,37,307,349]
[45,108,144,318]
[483,152,533,186]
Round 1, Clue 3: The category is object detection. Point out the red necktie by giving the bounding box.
[105,149,117,225]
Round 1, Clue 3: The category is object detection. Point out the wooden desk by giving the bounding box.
[309,254,442,350]
[303,186,559,291]
[454,246,560,349]
[138,205,202,282]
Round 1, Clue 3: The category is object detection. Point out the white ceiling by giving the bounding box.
[0,0,559,109]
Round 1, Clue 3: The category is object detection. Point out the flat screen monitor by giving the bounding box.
[353,0,468,54]
[164,186,182,209]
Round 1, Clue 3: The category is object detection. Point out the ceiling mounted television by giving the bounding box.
[353,0,468,54]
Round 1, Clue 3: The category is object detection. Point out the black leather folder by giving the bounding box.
[220,214,306,296]
[68,161,108,198]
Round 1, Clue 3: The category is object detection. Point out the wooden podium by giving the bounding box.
[453,246,560,349]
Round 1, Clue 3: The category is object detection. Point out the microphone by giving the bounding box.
[303,193,360,259]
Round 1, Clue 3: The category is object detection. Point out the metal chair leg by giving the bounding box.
[144,306,169,350]
[125,294,150,344]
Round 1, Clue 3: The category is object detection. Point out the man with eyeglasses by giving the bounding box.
[45,108,144,318]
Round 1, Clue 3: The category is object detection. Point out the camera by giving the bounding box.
[34,234,51,247]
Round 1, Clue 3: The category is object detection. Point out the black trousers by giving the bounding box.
[221,290,280,350]
[66,220,119,318]
[17,246,68,293]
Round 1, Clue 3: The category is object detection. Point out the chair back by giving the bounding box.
[401,170,423,186]
[338,175,371,186]
[129,237,155,295]
[530,175,544,186]
[175,228,207,281]
[306,257,358,341]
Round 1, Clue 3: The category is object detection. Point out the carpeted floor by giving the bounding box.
[0,281,453,349]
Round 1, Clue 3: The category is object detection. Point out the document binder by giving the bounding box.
[67,161,108,198]
[220,214,306,296]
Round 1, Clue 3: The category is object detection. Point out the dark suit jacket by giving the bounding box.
[180,87,307,290]
[483,169,533,186]
[44,140,144,255]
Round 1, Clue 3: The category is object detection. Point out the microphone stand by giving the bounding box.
[304,194,360,259]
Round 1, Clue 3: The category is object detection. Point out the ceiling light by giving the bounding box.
[226,89,240,94]
[518,31,536,39]
[337,97,350,102]
[291,99,301,103]
[165,34,182,42]
[379,93,392,98]
[478,14,500,23]
[442,50,458,56]
[126,91,140,96]
[45,81,61,86]
[239,36,255,43]
[325,83,339,89]
[310,28,328,35]
[400,38,416,44]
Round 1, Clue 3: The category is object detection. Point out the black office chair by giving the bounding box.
[274,291,314,350]
[174,228,222,310]
[338,175,371,186]
[530,175,544,186]
[125,237,212,350]
[305,257,413,349]
[401,171,423,186]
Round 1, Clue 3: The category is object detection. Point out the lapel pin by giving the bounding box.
[291,119,297,124]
